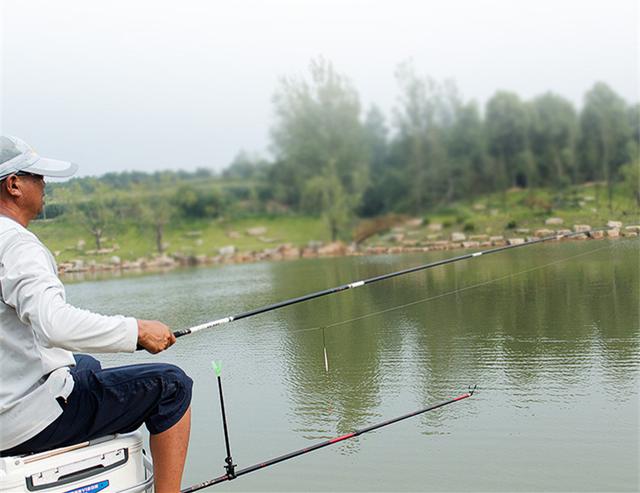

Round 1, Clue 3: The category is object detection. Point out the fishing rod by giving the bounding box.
[173,228,605,340]
[181,363,477,492]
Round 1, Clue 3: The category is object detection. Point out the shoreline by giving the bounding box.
[58,226,638,282]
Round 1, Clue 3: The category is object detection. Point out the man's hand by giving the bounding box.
[137,319,176,353]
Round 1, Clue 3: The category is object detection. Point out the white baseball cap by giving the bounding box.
[0,136,78,180]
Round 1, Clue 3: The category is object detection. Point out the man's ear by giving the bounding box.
[2,175,23,198]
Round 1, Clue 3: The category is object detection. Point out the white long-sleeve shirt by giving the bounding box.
[0,216,138,450]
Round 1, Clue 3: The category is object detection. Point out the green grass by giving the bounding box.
[31,215,330,263]
[31,182,640,263]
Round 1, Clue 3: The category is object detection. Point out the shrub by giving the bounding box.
[174,185,225,218]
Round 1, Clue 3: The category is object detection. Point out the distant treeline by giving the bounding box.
[47,59,639,244]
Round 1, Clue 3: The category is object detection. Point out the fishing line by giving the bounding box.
[168,229,610,342]
[292,243,613,336]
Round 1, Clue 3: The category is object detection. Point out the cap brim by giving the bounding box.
[24,157,78,178]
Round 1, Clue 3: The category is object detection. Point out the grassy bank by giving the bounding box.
[32,183,639,264]
[31,215,331,264]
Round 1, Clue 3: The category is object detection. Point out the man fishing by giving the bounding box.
[0,136,191,493]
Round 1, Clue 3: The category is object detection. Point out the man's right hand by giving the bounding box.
[137,319,176,353]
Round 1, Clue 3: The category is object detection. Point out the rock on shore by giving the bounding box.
[57,222,637,277]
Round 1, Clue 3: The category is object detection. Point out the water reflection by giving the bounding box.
[64,239,639,491]
[268,240,638,449]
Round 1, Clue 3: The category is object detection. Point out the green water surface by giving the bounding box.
[66,240,639,492]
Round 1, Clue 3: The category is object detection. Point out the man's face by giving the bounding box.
[17,173,46,219]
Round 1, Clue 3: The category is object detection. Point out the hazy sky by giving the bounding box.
[1,0,638,177]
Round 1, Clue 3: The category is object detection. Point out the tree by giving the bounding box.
[174,185,224,218]
[485,91,531,191]
[446,101,488,198]
[579,82,631,209]
[133,184,177,255]
[619,159,640,208]
[626,104,640,176]
[270,58,369,238]
[301,161,351,241]
[529,92,578,188]
[364,105,389,178]
[223,150,269,180]
[66,181,115,250]
[628,104,640,151]
[359,105,390,216]
[393,63,458,211]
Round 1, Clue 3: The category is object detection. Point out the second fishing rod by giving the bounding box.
[173,228,605,340]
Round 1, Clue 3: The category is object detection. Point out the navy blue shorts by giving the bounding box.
[1,355,193,456]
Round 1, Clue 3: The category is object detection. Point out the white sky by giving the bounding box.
[1,0,638,177]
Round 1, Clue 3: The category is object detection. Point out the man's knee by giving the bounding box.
[147,364,193,435]
[162,364,193,398]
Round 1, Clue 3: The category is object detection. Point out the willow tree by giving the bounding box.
[270,58,369,240]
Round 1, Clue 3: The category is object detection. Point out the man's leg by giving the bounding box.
[88,361,193,492]
[150,406,191,493]
[1,358,193,491]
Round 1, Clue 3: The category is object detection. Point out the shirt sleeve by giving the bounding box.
[0,237,138,353]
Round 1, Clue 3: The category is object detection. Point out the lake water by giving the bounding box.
[66,239,640,492]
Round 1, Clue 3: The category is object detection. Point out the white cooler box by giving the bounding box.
[0,432,153,493]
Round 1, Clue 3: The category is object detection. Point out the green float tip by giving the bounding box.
[211,361,222,376]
